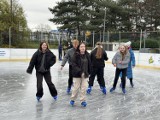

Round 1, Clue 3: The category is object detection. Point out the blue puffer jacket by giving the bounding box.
[126,48,136,78]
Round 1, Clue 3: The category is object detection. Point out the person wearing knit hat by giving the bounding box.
[120,41,136,88]
[124,41,131,47]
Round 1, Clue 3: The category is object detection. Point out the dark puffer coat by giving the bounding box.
[26,49,56,74]
[72,51,91,78]
[90,48,108,68]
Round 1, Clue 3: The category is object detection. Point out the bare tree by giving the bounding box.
[35,24,51,32]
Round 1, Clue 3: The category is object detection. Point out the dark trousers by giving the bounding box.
[129,78,133,82]
[113,68,127,89]
[59,50,62,60]
[36,71,57,97]
[89,67,105,87]
[121,78,133,83]
[68,65,73,88]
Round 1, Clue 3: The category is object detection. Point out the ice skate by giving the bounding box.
[53,96,57,101]
[122,88,126,94]
[81,101,87,107]
[86,86,92,94]
[66,87,71,94]
[70,100,75,106]
[36,96,41,102]
[110,87,115,93]
[101,87,107,94]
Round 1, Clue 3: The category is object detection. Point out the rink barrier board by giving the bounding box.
[0,59,159,70]
[0,49,160,70]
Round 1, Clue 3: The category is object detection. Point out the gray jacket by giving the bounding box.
[112,51,130,69]
[61,47,76,66]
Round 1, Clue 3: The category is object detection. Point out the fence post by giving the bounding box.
[93,31,95,49]
[140,29,142,50]
[85,33,86,43]
[108,31,110,42]
[100,31,102,42]
[143,30,147,49]
[9,27,12,48]
[119,31,121,45]
[76,30,78,40]
[9,27,12,59]
[107,31,109,51]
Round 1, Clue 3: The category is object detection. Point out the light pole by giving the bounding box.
[10,0,12,21]
[9,0,12,49]
[103,7,106,42]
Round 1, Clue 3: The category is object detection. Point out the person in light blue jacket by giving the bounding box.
[120,41,136,87]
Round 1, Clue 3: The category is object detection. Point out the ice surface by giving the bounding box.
[0,61,160,120]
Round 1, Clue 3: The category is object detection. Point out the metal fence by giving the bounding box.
[0,30,160,52]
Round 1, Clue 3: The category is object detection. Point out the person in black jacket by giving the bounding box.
[26,41,58,101]
[87,42,108,94]
[70,42,91,107]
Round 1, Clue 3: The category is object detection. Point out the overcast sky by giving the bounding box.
[19,0,60,30]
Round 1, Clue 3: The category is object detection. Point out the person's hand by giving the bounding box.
[119,61,122,64]
[113,64,116,67]
[26,70,32,74]
[60,66,63,70]
[81,73,85,78]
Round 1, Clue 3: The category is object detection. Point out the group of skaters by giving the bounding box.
[26,39,135,107]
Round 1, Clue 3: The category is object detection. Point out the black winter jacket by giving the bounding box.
[26,49,56,74]
[90,48,108,68]
[72,51,91,78]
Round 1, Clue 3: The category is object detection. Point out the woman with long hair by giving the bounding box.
[26,41,58,101]
[87,42,108,94]
[110,45,130,94]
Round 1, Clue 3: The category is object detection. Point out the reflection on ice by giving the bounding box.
[0,62,160,120]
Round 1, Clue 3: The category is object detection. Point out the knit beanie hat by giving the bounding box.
[124,41,131,47]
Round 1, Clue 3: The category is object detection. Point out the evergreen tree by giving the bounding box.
[49,0,93,37]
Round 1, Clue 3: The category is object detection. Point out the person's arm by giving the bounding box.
[26,52,37,74]
[61,50,69,66]
[103,50,108,61]
[90,51,93,63]
[112,52,117,67]
[72,53,82,76]
[87,52,91,75]
[49,52,56,67]
[130,50,136,67]
[61,49,70,70]
[121,52,130,65]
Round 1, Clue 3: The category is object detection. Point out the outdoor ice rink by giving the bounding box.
[0,61,160,120]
